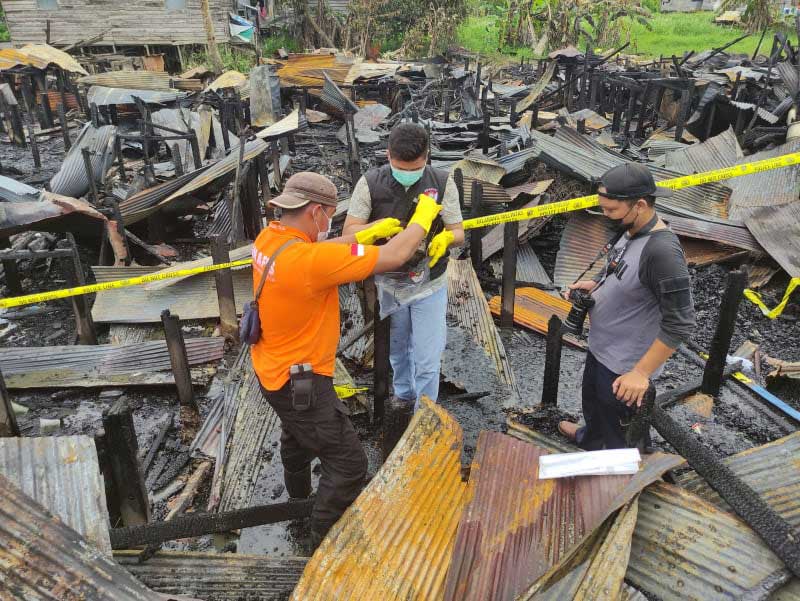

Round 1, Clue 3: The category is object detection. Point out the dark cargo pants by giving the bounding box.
[575,352,637,451]
[261,374,368,529]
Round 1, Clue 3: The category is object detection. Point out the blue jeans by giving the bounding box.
[389,284,448,406]
[576,352,636,450]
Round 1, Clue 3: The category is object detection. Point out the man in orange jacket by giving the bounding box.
[250,171,442,544]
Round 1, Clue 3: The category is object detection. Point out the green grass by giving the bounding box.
[262,32,302,57]
[0,8,9,43]
[458,11,797,60]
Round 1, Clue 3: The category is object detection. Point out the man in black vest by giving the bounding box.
[344,123,464,416]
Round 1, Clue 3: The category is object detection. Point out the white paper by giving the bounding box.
[538,448,641,479]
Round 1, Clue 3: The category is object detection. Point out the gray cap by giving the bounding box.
[269,172,338,209]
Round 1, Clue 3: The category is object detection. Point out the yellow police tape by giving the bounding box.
[462,149,800,230]
[743,277,800,319]
[3,149,800,311]
[0,258,253,309]
[334,385,368,399]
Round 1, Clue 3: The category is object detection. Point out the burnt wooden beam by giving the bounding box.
[0,369,20,437]
[212,236,238,341]
[702,269,747,396]
[57,103,71,151]
[160,310,197,411]
[1,237,23,296]
[469,181,484,272]
[63,233,97,345]
[541,315,563,406]
[102,397,151,527]
[500,222,518,329]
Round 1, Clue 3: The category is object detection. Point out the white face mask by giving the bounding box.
[313,205,332,241]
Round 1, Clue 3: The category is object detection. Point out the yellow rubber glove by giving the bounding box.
[354,218,403,245]
[408,194,442,234]
[427,229,455,267]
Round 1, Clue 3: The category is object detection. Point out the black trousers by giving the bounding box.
[576,352,636,451]
[261,374,368,528]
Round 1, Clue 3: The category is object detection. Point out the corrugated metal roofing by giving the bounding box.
[674,432,800,528]
[255,108,307,140]
[743,201,800,277]
[516,497,638,601]
[90,265,253,323]
[0,338,224,388]
[0,175,40,203]
[78,71,198,91]
[533,128,734,223]
[442,431,683,601]
[0,47,48,70]
[0,193,109,240]
[145,244,252,290]
[116,551,308,600]
[274,53,350,88]
[660,127,743,174]
[217,346,279,512]
[337,283,374,367]
[118,166,213,225]
[205,70,248,92]
[446,259,520,400]
[488,287,587,348]
[728,139,800,219]
[488,244,551,286]
[49,122,116,199]
[482,196,546,258]
[162,138,269,204]
[663,213,762,252]
[0,473,160,600]
[0,436,111,555]
[86,86,186,107]
[18,44,88,74]
[451,156,506,184]
[290,397,468,601]
[321,71,359,114]
[553,210,614,289]
[628,481,798,601]
[150,107,209,175]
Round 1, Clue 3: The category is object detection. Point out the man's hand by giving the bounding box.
[354,218,403,245]
[612,369,650,407]
[427,229,455,267]
[563,280,598,301]
[408,194,442,234]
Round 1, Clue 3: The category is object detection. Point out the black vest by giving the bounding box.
[365,164,450,280]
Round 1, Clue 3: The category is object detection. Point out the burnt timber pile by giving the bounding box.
[0,35,799,601]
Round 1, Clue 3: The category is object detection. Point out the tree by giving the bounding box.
[717,0,777,33]
[201,0,225,74]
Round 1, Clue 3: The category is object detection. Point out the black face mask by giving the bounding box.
[607,204,637,231]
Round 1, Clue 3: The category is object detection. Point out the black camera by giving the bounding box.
[562,289,595,337]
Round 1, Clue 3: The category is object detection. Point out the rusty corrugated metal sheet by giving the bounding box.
[0,48,48,70]
[729,139,800,219]
[290,397,468,601]
[255,107,306,140]
[516,497,638,601]
[18,44,88,74]
[442,431,683,601]
[0,338,224,388]
[488,244,551,286]
[447,259,520,399]
[660,127,743,175]
[79,71,197,91]
[743,201,800,277]
[162,138,268,205]
[674,432,800,528]
[90,265,252,323]
[482,195,550,259]
[49,122,116,198]
[663,213,762,252]
[488,287,587,348]
[86,85,186,107]
[275,53,352,89]
[628,481,798,601]
[116,551,307,600]
[205,70,248,92]
[321,71,359,114]
[451,156,506,184]
[0,436,111,555]
[217,345,279,512]
[118,166,213,225]
[0,473,161,600]
[533,128,734,224]
[680,237,744,267]
[553,211,613,289]
[0,193,109,239]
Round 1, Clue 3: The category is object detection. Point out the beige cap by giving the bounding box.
[269,172,338,209]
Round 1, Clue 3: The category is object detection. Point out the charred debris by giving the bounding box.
[0,34,799,601]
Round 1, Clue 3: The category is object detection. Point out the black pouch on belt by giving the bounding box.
[290,363,315,411]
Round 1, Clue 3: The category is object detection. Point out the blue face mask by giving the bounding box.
[391,165,425,187]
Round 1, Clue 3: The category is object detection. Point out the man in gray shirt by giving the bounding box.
[559,163,695,450]
[343,123,464,415]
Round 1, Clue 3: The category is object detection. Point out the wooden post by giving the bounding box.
[189,132,202,170]
[509,99,518,128]
[27,119,41,171]
[63,234,98,345]
[160,310,197,411]
[345,111,361,191]
[470,181,484,272]
[1,237,22,296]
[171,144,184,176]
[39,92,54,129]
[212,236,238,341]
[702,270,747,396]
[257,152,271,209]
[674,82,695,141]
[634,82,652,139]
[371,281,390,424]
[271,142,283,191]
[57,103,71,151]
[704,100,718,141]
[482,102,490,155]
[243,165,262,238]
[90,102,101,128]
[114,134,126,180]
[541,315,563,405]
[0,369,20,437]
[219,104,231,152]
[443,82,451,123]
[101,398,151,526]
[453,168,464,212]
[82,148,99,204]
[500,222,518,329]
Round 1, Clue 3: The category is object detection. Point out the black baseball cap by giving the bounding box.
[599,163,672,200]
